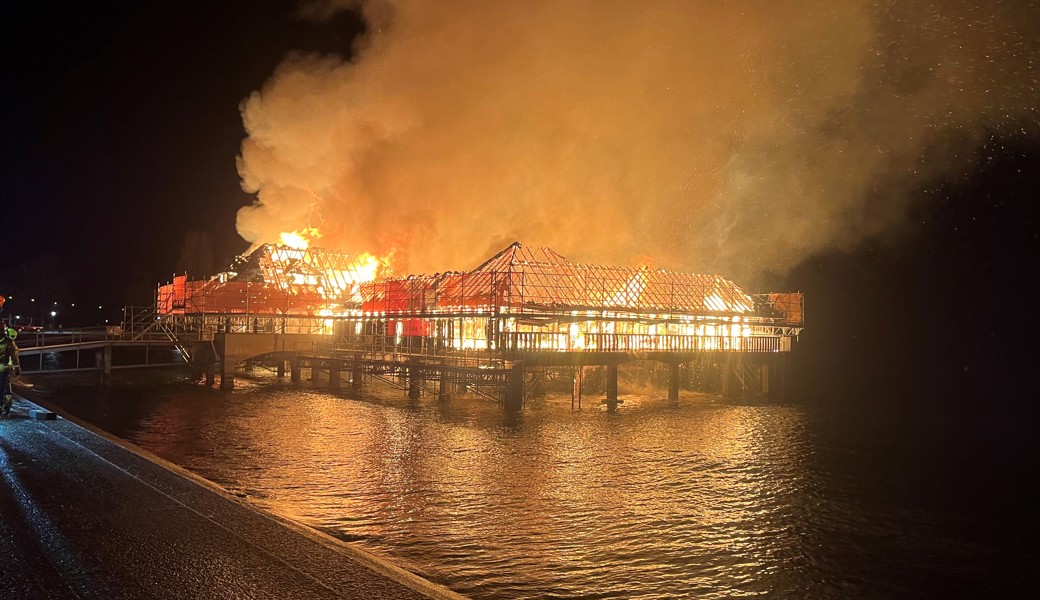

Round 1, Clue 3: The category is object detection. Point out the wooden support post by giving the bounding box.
[606,364,619,404]
[572,366,584,410]
[219,343,235,390]
[352,354,363,391]
[310,363,320,383]
[504,361,524,411]
[277,360,285,378]
[768,354,787,403]
[722,354,744,400]
[329,364,341,389]
[290,360,301,383]
[668,361,680,401]
[408,357,422,399]
[190,344,204,382]
[438,374,450,400]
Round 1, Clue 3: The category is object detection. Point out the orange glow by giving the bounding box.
[606,269,647,308]
[278,227,322,250]
[269,226,391,306]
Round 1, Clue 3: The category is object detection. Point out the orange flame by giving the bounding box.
[278,227,322,250]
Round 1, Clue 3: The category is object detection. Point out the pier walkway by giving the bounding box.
[0,394,465,600]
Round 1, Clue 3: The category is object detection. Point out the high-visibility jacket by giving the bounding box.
[0,337,19,373]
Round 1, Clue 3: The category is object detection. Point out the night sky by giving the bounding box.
[2,1,1039,417]
[2,2,365,319]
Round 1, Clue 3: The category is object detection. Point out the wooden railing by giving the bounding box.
[499,332,782,353]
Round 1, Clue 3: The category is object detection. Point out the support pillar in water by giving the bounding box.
[408,358,422,399]
[219,360,235,391]
[504,362,524,411]
[276,360,285,378]
[352,354,363,391]
[438,374,450,400]
[290,360,301,383]
[604,364,619,410]
[190,349,204,382]
[767,354,787,403]
[722,354,746,400]
[668,361,680,402]
[329,364,341,389]
[572,366,583,410]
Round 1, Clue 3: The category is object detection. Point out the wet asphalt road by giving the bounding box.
[0,396,462,600]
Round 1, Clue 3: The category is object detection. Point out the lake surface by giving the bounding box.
[39,371,1021,599]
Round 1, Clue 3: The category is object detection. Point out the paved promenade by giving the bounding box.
[0,395,466,600]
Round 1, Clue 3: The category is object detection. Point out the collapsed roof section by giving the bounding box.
[224,244,392,303]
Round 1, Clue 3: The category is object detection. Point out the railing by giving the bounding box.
[334,333,452,358]
[160,313,336,337]
[328,331,785,358]
[14,323,189,374]
[112,308,793,365]
[116,310,339,343]
[330,336,508,371]
[500,332,782,353]
[12,327,111,349]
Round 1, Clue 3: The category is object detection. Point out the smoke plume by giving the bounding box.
[236,0,1040,280]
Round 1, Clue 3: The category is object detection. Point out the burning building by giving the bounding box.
[156,241,801,406]
[353,242,801,353]
[157,243,390,319]
[157,240,801,355]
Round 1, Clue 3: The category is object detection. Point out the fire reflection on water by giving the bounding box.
[85,376,815,599]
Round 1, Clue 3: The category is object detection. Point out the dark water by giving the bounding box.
[36,371,1025,599]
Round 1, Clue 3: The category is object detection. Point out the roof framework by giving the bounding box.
[230,244,392,302]
[429,242,755,315]
[158,241,801,327]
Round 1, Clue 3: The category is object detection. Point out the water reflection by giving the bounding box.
[47,373,828,599]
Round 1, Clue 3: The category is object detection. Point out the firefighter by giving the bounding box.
[1,325,21,418]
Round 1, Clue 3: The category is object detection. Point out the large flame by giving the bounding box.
[267,227,391,306]
[278,227,322,250]
[325,253,383,298]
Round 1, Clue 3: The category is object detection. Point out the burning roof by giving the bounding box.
[222,244,391,302]
[362,242,758,316]
[160,241,800,325]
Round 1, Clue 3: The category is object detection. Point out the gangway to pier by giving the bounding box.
[13,313,191,376]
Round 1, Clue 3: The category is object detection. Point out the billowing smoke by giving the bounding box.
[236,0,1039,279]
